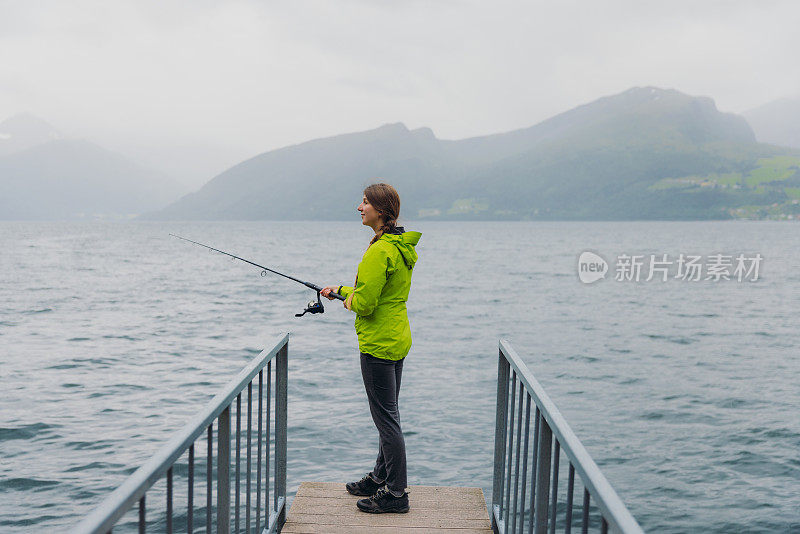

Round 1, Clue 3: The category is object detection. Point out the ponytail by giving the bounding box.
[369,219,397,246]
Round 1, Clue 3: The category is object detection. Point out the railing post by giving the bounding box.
[494,340,643,534]
[274,341,289,531]
[69,334,290,534]
[534,418,552,534]
[492,346,510,532]
[217,406,231,534]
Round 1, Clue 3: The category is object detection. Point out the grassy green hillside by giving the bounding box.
[646,155,800,220]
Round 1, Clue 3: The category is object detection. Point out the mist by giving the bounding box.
[1,0,799,188]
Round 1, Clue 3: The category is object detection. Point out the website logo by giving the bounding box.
[577,251,762,283]
[577,251,608,284]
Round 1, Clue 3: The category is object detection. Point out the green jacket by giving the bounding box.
[339,229,421,361]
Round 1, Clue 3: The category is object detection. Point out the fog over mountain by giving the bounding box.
[0,114,183,220]
[0,113,63,157]
[5,87,799,222]
[149,87,799,221]
[744,97,800,150]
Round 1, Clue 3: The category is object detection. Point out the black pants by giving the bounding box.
[360,352,407,493]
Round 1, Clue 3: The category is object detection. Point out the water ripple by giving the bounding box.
[0,423,60,441]
[1,220,798,534]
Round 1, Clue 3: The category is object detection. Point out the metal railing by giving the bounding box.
[492,340,644,534]
[72,333,290,534]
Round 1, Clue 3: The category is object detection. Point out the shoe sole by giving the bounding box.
[356,504,410,514]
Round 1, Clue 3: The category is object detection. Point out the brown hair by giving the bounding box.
[365,182,401,246]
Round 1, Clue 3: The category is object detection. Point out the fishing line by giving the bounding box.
[169,233,344,317]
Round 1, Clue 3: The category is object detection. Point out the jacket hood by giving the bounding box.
[380,227,421,269]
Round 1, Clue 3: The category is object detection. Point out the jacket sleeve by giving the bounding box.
[346,244,390,316]
[338,285,353,298]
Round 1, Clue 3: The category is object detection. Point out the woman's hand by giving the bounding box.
[320,286,339,301]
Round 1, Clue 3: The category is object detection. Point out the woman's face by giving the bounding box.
[358,194,383,230]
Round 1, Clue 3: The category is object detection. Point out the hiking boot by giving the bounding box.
[356,487,410,513]
[346,473,384,496]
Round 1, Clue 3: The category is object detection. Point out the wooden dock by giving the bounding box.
[282,481,494,534]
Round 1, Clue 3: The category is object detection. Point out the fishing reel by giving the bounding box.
[295,291,325,317]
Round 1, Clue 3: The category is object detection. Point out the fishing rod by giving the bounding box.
[169,233,344,317]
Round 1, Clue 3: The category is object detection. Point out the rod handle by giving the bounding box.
[306,282,345,301]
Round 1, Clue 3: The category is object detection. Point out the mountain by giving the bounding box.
[442,87,764,219]
[0,136,184,220]
[0,113,63,157]
[147,122,448,220]
[743,97,800,149]
[442,86,755,165]
[150,87,800,221]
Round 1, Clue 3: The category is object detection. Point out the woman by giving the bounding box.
[321,182,421,514]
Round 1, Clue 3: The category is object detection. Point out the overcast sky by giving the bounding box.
[1,0,799,186]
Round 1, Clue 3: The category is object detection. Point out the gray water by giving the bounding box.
[1,221,798,533]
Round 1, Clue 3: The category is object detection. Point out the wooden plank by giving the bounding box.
[291,491,486,506]
[288,513,489,529]
[284,482,493,534]
[283,526,492,534]
[282,526,492,534]
[289,498,488,515]
[296,483,486,499]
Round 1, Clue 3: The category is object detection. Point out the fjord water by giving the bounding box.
[1,221,798,533]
